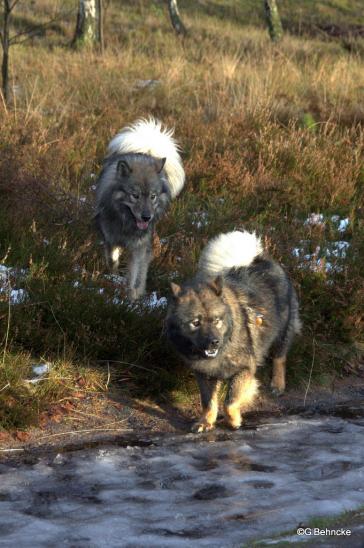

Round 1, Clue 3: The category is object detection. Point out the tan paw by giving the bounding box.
[191,420,215,433]
[225,417,242,430]
[224,406,242,430]
[270,381,285,396]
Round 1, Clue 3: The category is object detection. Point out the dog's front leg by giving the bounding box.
[271,355,286,395]
[224,370,259,429]
[127,250,140,301]
[127,246,152,301]
[135,246,153,298]
[107,245,122,273]
[192,373,221,433]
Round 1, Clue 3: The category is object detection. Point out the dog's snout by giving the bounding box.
[209,338,220,349]
[141,213,152,222]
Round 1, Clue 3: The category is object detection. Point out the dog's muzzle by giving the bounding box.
[202,338,220,359]
[136,214,152,231]
[136,220,150,230]
[204,348,219,358]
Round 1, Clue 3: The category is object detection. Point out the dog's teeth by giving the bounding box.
[204,349,218,358]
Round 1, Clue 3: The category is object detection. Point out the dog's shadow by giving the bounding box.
[109,391,194,433]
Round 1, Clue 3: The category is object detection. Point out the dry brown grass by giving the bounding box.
[0,0,363,428]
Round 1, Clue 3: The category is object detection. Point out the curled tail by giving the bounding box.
[198,231,263,276]
[107,117,185,199]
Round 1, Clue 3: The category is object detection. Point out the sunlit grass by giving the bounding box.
[0,0,363,429]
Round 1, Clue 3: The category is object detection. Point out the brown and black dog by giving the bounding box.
[166,231,301,432]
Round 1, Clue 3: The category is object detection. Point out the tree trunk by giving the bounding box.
[1,0,11,104]
[264,0,283,42]
[1,47,9,104]
[97,0,104,53]
[167,0,187,36]
[73,0,99,48]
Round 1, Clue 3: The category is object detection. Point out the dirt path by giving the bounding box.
[1,376,363,461]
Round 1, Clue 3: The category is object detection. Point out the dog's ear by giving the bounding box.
[170,282,182,298]
[208,276,223,296]
[117,159,132,178]
[161,180,170,195]
[154,157,166,174]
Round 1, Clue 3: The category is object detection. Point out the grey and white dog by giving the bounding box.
[95,118,185,300]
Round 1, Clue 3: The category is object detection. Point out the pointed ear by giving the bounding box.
[170,282,182,298]
[154,157,166,173]
[208,276,223,296]
[117,159,132,178]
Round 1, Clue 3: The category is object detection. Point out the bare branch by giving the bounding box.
[9,0,21,11]
[3,0,20,13]
[9,8,76,45]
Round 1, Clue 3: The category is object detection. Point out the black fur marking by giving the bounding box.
[227,286,254,358]
[239,303,255,358]
[271,279,294,359]
[167,322,198,360]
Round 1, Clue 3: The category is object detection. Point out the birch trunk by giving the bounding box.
[167,0,187,36]
[73,0,100,48]
[264,0,283,42]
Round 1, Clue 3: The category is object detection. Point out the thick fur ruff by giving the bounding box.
[107,118,185,199]
[198,230,263,276]
[166,230,301,431]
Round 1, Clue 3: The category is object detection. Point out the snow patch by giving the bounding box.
[25,362,52,384]
[9,289,28,304]
[292,234,350,275]
[0,265,28,304]
[304,213,325,228]
[134,79,161,90]
[191,211,209,229]
[142,291,167,309]
[304,212,350,233]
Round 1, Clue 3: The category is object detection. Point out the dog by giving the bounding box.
[95,118,185,300]
[166,230,301,432]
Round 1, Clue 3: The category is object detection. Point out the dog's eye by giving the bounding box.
[190,319,200,328]
[131,193,140,201]
[213,317,222,327]
[151,193,157,201]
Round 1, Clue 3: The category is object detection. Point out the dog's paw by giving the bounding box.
[128,286,146,301]
[191,421,215,433]
[225,419,242,430]
[127,288,138,302]
[270,384,285,397]
[224,405,242,430]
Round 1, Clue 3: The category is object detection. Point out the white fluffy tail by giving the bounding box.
[107,117,185,199]
[199,231,263,276]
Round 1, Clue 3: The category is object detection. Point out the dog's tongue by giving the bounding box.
[137,221,149,230]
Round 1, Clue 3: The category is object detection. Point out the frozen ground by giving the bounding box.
[0,416,363,547]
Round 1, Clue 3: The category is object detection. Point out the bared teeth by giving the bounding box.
[204,349,218,358]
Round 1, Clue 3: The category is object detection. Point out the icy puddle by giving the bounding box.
[0,416,364,547]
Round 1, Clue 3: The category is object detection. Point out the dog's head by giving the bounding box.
[112,155,170,231]
[166,277,233,361]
